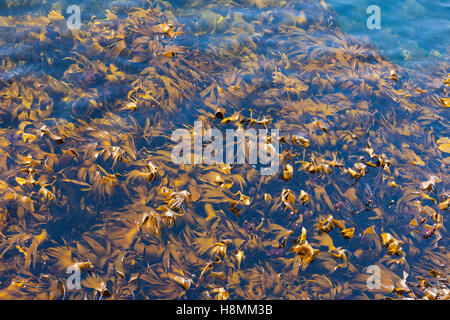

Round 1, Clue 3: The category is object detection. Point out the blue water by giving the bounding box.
[328,0,450,68]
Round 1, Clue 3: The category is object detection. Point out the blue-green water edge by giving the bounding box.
[1,0,449,69]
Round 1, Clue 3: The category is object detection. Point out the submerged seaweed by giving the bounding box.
[0,0,448,300]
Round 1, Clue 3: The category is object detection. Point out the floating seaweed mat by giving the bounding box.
[0,0,448,300]
[0,0,47,9]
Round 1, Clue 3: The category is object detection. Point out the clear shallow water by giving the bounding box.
[328,0,450,68]
[0,0,448,300]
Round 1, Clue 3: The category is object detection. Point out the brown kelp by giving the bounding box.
[0,0,448,300]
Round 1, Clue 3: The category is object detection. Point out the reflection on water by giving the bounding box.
[0,0,448,300]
